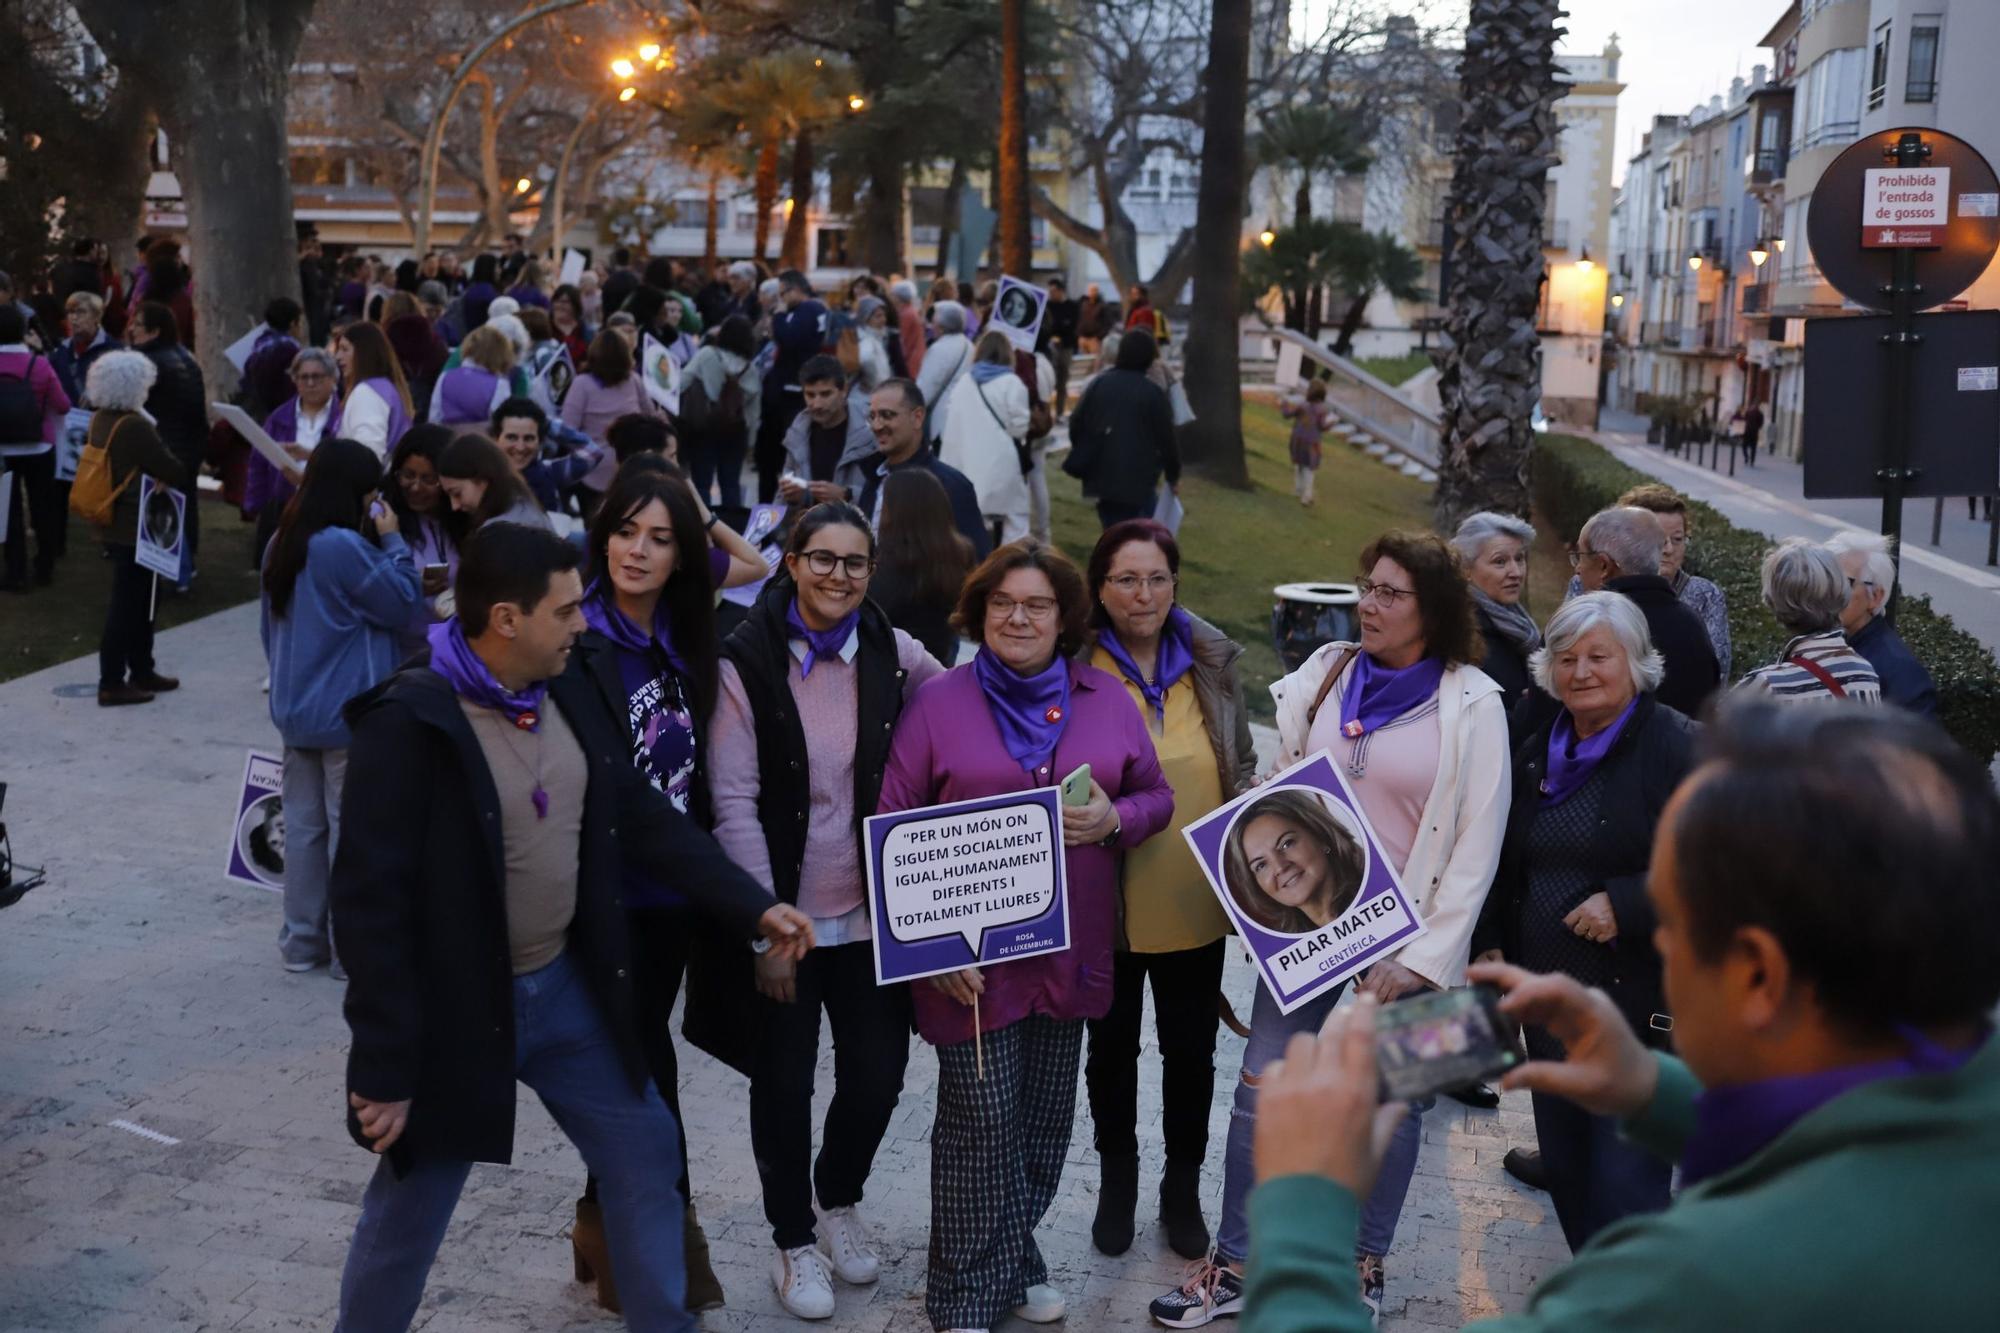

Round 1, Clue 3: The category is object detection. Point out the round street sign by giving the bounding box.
[1806,128,2000,312]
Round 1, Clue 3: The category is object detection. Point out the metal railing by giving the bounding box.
[1270,329,1441,469]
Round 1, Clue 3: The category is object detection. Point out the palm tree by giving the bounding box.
[1257,105,1373,332]
[704,51,846,268]
[996,0,1031,275]
[1432,0,1563,528]
[1242,220,1348,322]
[1329,231,1427,359]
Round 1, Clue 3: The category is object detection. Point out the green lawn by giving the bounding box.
[1048,396,1434,717]
[1356,352,1434,387]
[0,496,265,684]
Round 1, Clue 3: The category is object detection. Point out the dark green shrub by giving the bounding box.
[1533,432,2000,763]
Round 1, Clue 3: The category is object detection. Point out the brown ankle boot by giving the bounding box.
[570,1196,621,1313]
[684,1203,726,1311]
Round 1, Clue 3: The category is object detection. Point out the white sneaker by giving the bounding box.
[1014,1281,1066,1323]
[814,1202,881,1284]
[772,1243,835,1319]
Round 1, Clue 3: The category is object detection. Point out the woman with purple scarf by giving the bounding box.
[246,347,342,566]
[1076,519,1257,1263]
[332,321,413,464]
[880,538,1174,1333]
[1471,591,1697,1252]
[1148,529,1509,1330]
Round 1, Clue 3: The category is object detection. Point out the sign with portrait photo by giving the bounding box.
[639,333,681,413]
[225,750,286,892]
[989,275,1048,353]
[865,787,1069,985]
[1183,751,1427,1013]
[134,475,189,580]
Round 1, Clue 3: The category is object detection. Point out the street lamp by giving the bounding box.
[847,93,867,112]
[1749,241,1770,268]
[1575,246,1594,273]
[618,86,637,102]
[1611,292,1625,308]
[516,177,534,194]
[1688,253,1704,272]
[638,42,661,62]
[1258,228,1276,248]
[610,57,636,80]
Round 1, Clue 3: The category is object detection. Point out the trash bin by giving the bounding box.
[1270,582,1361,673]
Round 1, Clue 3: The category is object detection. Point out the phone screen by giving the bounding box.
[1374,985,1520,1104]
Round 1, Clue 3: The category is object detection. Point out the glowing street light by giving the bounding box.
[1258,228,1276,248]
[1749,241,1770,268]
[848,93,867,111]
[516,177,534,194]
[1611,292,1625,308]
[618,86,638,102]
[610,56,636,80]
[638,42,661,62]
[1576,246,1594,272]
[1773,236,1786,253]
[1688,253,1704,271]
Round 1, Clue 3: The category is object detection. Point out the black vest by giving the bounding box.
[719,577,909,905]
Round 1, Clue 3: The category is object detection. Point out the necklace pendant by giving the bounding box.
[531,787,549,820]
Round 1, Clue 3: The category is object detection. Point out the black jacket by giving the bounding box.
[1607,575,1720,718]
[1475,609,1535,715]
[683,578,915,1076]
[1850,616,1938,717]
[1043,297,1082,349]
[330,655,775,1172]
[1062,366,1180,507]
[855,450,992,561]
[139,341,208,466]
[1475,694,1698,1049]
[871,564,959,666]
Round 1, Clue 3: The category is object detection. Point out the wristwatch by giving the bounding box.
[750,936,773,954]
[1098,817,1122,848]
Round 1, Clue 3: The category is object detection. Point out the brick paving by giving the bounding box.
[0,604,1568,1330]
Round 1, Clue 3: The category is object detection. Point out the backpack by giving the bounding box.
[679,362,748,440]
[1152,309,1171,346]
[0,355,43,444]
[69,413,136,527]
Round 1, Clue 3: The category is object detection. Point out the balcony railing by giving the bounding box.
[1749,146,1788,186]
[1542,219,1571,251]
[1742,283,1772,315]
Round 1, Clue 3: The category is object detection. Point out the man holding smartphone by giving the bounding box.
[1241,702,2000,1331]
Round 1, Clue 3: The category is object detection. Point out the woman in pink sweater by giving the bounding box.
[0,304,75,590]
[562,330,657,495]
[705,502,945,1319]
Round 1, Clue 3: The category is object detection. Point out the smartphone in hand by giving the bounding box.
[1059,763,1093,807]
[1374,984,1521,1104]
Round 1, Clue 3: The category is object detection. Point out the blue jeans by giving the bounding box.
[1215,980,1434,1265]
[1531,1090,1671,1254]
[337,952,692,1332]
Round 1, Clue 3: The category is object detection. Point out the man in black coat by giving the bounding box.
[1576,506,1720,718]
[1041,277,1081,418]
[855,379,991,559]
[1061,328,1180,529]
[1829,532,1938,716]
[128,301,208,568]
[331,525,813,1331]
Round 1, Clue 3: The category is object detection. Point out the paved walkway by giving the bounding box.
[1587,407,2000,656]
[0,606,1568,1331]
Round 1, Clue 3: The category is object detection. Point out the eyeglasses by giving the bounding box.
[1566,547,1597,569]
[1105,573,1175,594]
[1355,578,1416,607]
[395,469,439,488]
[800,549,875,578]
[293,372,331,384]
[988,595,1059,621]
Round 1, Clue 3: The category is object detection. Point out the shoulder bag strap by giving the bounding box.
[1305,646,1360,727]
[1785,653,1848,699]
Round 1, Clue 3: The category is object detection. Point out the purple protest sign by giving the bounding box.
[864,786,1069,985]
[225,750,286,893]
[1183,751,1426,1013]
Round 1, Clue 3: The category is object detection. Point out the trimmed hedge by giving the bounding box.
[1533,432,2000,763]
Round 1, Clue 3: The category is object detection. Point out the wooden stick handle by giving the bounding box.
[973,990,984,1082]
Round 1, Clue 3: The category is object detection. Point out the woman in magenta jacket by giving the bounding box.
[877,538,1174,1333]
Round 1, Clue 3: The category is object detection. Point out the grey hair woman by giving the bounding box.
[1452,510,1539,708]
[1739,539,1883,702]
[84,350,188,706]
[1472,588,1697,1252]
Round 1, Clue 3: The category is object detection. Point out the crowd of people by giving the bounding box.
[7,230,1989,1333]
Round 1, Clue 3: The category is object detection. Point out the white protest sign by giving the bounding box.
[865,788,1070,984]
[222,324,264,374]
[211,401,298,475]
[559,249,587,288]
[989,275,1048,353]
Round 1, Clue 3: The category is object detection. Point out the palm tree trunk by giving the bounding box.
[935,159,966,281]
[703,172,719,268]
[1432,0,1563,528]
[997,0,1032,275]
[1178,0,1253,488]
[781,126,814,271]
[753,131,780,265]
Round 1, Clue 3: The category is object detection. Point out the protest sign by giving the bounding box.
[56,406,92,482]
[719,503,789,609]
[135,475,189,580]
[1183,751,1426,1013]
[226,750,286,892]
[528,343,575,415]
[865,787,1069,985]
[989,275,1048,353]
[558,248,587,288]
[640,333,681,412]
[211,402,298,475]
[222,323,263,374]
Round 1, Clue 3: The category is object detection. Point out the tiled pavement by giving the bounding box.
[0,603,1569,1330]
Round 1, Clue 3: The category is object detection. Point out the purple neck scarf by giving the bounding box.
[972,647,1072,774]
[1680,1027,1986,1187]
[428,618,549,731]
[583,580,686,676]
[1338,652,1445,738]
[786,599,859,679]
[1540,697,1640,806]
[1099,606,1196,725]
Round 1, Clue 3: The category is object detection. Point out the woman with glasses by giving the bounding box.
[1148,530,1509,1330]
[880,538,1175,1333]
[1565,483,1731,680]
[706,502,947,1320]
[247,348,343,567]
[1076,519,1256,1262]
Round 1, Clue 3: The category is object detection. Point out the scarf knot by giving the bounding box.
[787,599,859,678]
[1338,653,1445,738]
[1099,607,1196,724]
[1539,698,1639,806]
[427,619,549,730]
[583,580,686,676]
[972,648,1072,774]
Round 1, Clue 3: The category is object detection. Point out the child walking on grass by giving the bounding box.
[1279,379,1333,506]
